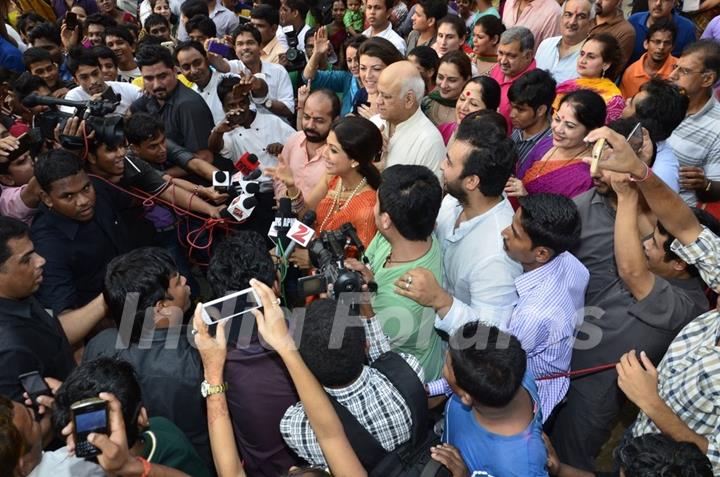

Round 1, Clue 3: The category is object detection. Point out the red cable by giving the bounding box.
[537,362,618,381]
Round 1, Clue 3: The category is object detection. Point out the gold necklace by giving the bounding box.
[318,177,367,232]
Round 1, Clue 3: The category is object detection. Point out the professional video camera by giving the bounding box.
[282,26,307,72]
[298,222,376,300]
[22,92,124,148]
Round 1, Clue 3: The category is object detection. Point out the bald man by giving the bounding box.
[371,61,445,178]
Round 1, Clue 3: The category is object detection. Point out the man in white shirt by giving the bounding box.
[362,0,407,55]
[211,24,295,122]
[395,117,522,334]
[63,47,142,115]
[208,76,295,170]
[535,0,594,83]
[371,61,445,178]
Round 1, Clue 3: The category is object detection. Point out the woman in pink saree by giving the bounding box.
[505,89,607,199]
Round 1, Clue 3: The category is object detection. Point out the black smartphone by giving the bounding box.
[65,11,78,31]
[18,371,52,421]
[6,133,34,162]
[71,397,109,458]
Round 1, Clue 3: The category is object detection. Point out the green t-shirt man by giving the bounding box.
[366,233,446,380]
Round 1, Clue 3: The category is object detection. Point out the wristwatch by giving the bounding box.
[200,380,227,398]
[264,98,273,109]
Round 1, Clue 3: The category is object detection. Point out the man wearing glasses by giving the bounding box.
[666,40,720,207]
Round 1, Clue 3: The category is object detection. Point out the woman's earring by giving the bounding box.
[601,67,607,78]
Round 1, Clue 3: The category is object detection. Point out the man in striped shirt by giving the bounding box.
[501,193,589,422]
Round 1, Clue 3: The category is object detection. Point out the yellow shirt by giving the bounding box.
[261,36,287,65]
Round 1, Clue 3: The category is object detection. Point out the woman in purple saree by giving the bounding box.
[506,89,607,199]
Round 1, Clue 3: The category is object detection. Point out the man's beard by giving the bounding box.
[445,178,468,205]
[304,128,329,143]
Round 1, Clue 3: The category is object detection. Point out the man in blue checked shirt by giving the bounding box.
[501,193,589,423]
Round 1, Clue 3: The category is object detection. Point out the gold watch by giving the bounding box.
[200,380,227,398]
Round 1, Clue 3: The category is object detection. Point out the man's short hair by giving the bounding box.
[298,299,366,387]
[22,47,53,69]
[517,193,581,257]
[635,78,688,142]
[646,18,677,44]
[681,39,720,81]
[507,68,556,113]
[91,45,119,66]
[53,358,144,447]
[144,13,171,32]
[181,0,210,18]
[251,4,280,26]
[231,23,262,45]
[66,45,101,74]
[657,208,720,278]
[416,0,448,22]
[103,247,179,343]
[0,217,29,269]
[499,26,534,53]
[16,12,45,36]
[455,114,516,196]
[207,231,275,297]
[449,322,526,406]
[135,44,175,69]
[378,165,442,241]
[436,15,466,39]
[616,433,713,477]
[33,149,84,193]
[216,75,242,104]
[104,25,136,46]
[0,394,23,472]
[11,72,47,98]
[307,88,342,119]
[28,22,61,46]
[85,12,117,29]
[284,0,310,19]
[186,14,217,38]
[125,112,165,144]
[174,40,207,63]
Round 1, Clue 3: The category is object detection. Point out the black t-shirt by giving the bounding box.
[122,154,167,194]
[0,297,75,400]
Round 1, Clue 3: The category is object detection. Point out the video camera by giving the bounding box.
[282,26,307,72]
[22,92,124,148]
[298,222,376,300]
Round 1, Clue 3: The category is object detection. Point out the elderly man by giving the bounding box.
[589,0,636,70]
[535,0,594,83]
[371,61,445,178]
[628,0,695,63]
[502,0,560,52]
[489,27,537,131]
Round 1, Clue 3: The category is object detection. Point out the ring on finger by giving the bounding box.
[405,282,411,290]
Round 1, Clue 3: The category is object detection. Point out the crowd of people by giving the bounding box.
[0,0,720,474]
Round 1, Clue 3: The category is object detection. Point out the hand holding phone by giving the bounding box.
[201,287,262,325]
[19,371,52,421]
[65,11,78,31]
[208,40,232,58]
[71,397,109,458]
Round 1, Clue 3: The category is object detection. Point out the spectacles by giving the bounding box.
[671,64,706,76]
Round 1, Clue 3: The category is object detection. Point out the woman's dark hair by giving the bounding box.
[437,14,467,40]
[439,50,472,81]
[465,75,501,111]
[558,89,606,132]
[357,37,404,67]
[331,117,382,190]
[339,34,366,72]
[584,33,622,80]
[473,15,505,44]
[408,45,440,74]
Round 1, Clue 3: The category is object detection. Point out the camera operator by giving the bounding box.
[11,73,53,128]
[209,76,294,170]
[209,24,295,122]
[277,0,311,63]
[62,47,142,116]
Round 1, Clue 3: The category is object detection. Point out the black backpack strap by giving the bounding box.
[370,352,429,446]
[327,394,388,470]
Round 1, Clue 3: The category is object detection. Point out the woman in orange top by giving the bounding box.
[268,116,383,255]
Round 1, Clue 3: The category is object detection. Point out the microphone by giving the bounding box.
[223,194,258,221]
[282,211,317,260]
[274,197,294,250]
[234,152,260,177]
[22,93,87,109]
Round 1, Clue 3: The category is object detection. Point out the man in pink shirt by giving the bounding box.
[273,89,340,200]
[490,27,537,133]
[502,0,561,52]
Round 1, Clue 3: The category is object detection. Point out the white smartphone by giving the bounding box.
[201,287,262,325]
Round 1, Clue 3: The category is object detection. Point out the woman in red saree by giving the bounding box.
[268,116,383,252]
[505,89,606,199]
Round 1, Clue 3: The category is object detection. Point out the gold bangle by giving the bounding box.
[286,187,301,200]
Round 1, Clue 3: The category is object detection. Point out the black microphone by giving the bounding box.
[275,197,294,250]
[22,93,87,109]
[282,211,317,260]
